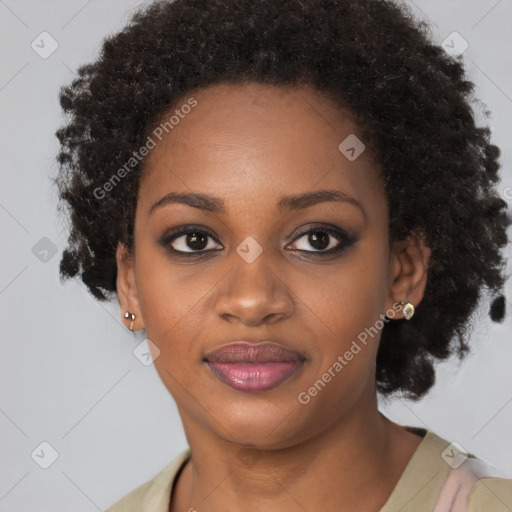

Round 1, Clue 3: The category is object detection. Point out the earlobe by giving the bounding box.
[386,231,431,318]
[116,242,144,331]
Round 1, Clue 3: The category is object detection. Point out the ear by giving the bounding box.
[116,242,145,331]
[385,230,431,319]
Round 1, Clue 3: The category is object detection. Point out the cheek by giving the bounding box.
[302,241,389,372]
[295,266,388,413]
[133,247,208,364]
[136,268,208,401]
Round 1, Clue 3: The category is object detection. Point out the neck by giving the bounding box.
[170,400,423,512]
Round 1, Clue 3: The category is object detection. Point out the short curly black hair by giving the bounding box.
[54,0,511,400]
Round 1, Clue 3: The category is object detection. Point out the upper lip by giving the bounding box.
[204,341,306,363]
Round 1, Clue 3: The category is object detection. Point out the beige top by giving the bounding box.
[105,428,512,512]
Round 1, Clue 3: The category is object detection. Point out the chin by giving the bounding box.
[210,399,316,449]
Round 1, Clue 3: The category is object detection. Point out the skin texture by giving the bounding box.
[116,82,431,512]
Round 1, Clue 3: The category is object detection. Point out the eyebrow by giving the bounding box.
[149,189,367,220]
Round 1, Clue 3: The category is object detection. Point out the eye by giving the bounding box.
[287,225,357,256]
[160,223,358,258]
[161,225,223,254]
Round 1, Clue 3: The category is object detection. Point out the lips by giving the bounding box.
[204,342,305,393]
[205,342,304,364]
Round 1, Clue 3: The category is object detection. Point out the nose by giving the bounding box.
[215,249,295,327]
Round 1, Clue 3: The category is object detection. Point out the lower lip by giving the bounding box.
[206,361,304,392]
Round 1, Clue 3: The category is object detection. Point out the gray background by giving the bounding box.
[1,0,511,510]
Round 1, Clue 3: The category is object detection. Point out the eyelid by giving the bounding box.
[163,224,220,241]
[289,223,353,241]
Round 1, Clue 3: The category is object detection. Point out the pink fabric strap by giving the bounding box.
[432,456,498,512]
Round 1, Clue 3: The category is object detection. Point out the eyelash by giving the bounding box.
[160,223,358,259]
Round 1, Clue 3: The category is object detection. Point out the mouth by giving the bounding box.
[204,341,306,393]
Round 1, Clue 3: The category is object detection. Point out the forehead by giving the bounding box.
[137,82,384,216]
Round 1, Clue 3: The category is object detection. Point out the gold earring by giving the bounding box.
[399,300,415,320]
[124,311,135,331]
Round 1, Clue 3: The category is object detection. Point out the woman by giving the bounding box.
[54,0,512,510]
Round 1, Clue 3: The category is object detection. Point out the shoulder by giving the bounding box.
[104,448,191,512]
[380,427,511,512]
[467,477,512,512]
[421,431,511,512]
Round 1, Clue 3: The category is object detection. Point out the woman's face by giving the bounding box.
[118,82,421,448]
